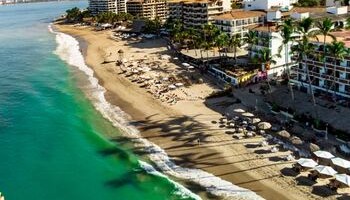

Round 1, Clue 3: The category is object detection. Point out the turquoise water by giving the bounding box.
[0,2,195,200]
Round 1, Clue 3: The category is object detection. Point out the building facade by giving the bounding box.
[89,0,126,15]
[243,0,297,11]
[248,25,296,77]
[168,0,231,29]
[213,10,265,37]
[290,43,350,99]
[126,0,167,20]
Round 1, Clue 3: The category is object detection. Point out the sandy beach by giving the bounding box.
[54,24,348,200]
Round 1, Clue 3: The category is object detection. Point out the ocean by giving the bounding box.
[0,2,198,200]
[0,2,262,200]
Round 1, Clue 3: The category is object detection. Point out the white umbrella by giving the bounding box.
[297,158,318,168]
[314,165,338,176]
[168,84,176,89]
[242,112,254,117]
[314,150,335,159]
[258,122,271,130]
[175,83,183,87]
[335,174,350,186]
[234,108,245,113]
[252,118,261,124]
[331,157,350,169]
[188,66,195,70]
[182,63,190,67]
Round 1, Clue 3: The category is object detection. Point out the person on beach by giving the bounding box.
[197,137,200,145]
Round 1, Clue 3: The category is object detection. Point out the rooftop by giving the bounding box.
[213,10,266,20]
[311,31,350,48]
[252,25,278,33]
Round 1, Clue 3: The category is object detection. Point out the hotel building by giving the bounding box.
[89,0,126,15]
[290,35,350,99]
[126,0,168,20]
[168,0,231,29]
[213,10,265,37]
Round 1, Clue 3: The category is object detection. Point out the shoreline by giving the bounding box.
[53,23,322,200]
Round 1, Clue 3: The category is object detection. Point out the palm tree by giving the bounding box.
[186,27,199,56]
[326,41,348,98]
[295,17,317,107]
[202,23,220,59]
[244,30,258,57]
[297,17,317,40]
[277,18,296,100]
[253,48,277,91]
[228,34,243,63]
[315,18,336,73]
[215,32,229,58]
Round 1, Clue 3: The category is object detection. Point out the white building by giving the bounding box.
[249,25,296,77]
[213,10,265,37]
[89,0,126,15]
[243,0,297,11]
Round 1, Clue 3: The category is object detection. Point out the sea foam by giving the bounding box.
[50,24,264,200]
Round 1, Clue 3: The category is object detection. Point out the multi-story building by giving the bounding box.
[248,25,297,77]
[290,37,350,99]
[126,0,167,20]
[89,0,126,15]
[243,0,297,11]
[213,10,265,37]
[168,0,231,29]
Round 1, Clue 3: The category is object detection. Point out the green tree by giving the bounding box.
[326,41,348,97]
[244,30,258,57]
[277,18,296,100]
[215,32,229,58]
[315,18,335,74]
[253,48,278,91]
[66,7,81,22]
[228,34,243,63]
[296,17,317,107]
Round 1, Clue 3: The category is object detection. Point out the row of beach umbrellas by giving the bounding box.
[297,158,350,186]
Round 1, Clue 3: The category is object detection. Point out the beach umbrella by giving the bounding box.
[188,66,195,70]
[314,165,337,177]
[335,174,350,187]
[175,83,183,87]
[331,157,350,169]
[314,150,335,159]
[168,84,176,89]
[252,118,261,124]
[242,112,254,117]
[258,122,271,130]
[297,158,318,168]
[290,136,303,145]
[233,108,245,113]
[182,63,190,67]
[309,143,320,152]
[277,130,290,139]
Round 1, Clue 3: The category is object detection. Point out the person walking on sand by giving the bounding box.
[197,137,200,145]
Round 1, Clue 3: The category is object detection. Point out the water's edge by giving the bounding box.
[50,24,264,200]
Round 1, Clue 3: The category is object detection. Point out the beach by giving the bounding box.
[54,24,343,200]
